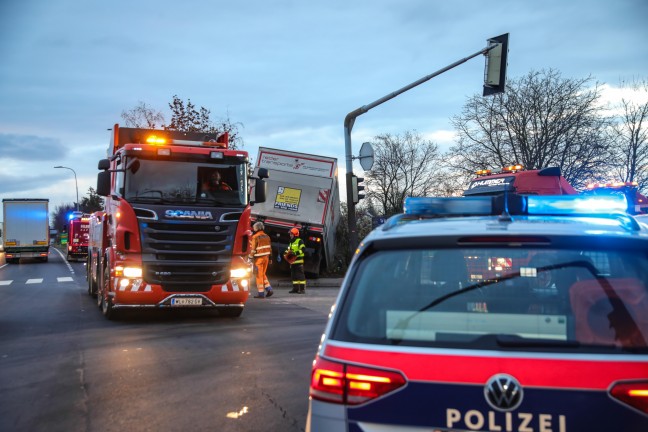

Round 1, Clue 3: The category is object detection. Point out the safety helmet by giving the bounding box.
[289,227,300,236]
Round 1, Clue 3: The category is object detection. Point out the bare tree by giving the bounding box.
[121,96,244,149]
[166,95,244,149]
[120,101,165,128]
[365,131,441,216]
[448,69,611,189]
[608,79,648,190]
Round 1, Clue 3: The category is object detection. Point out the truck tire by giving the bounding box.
[87,256,97,297]
[101,263,118,320]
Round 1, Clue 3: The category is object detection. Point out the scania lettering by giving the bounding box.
[88,124,267,319]
[165,209,214,219]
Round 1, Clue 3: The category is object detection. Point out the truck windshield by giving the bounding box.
[124,158,248,206]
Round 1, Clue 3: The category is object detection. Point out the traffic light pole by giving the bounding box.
[344,41,503,256]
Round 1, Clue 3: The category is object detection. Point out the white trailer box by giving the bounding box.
[2,199,50,263]
[252,148,340,276]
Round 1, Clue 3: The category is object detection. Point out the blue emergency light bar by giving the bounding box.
[403,194,628,217]
[526,195,627,215]
[403,197,493,215]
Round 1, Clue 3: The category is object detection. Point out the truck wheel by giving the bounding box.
[101,264,118,320]
[96,282,103,308]
[87,258,97,297]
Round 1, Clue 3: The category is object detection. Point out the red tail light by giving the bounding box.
[310,356,406,405]
[610,381,648,414]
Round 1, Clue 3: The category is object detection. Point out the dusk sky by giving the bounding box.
[1,0,647,222]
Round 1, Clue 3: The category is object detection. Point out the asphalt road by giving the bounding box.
[0,249,341,432]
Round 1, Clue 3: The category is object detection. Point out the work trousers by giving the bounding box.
[254,255,270,293]
[290,263,306,288]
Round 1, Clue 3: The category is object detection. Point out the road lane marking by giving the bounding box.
[26,279,44,284]
[0,280,12,285]
[57,277,74,282]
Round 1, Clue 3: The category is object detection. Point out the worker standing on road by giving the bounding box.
[285,227,306,294]
[249,222,273,298]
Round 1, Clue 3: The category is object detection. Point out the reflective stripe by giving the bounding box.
[251,231,272,257]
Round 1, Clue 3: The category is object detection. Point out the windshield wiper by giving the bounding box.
[390,260,597,345]
[420,259,598,313]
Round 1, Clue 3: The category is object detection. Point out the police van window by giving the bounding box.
[332,248,648,353]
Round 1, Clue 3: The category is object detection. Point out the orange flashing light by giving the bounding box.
[475,169,492,176]
[587,181,639,190]
[146,135,167,145]
[502,164,524,173]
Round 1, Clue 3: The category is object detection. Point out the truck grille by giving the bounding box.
[139,219,236,292]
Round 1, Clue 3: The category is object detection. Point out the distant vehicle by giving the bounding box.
[464,165,577,196]
[583,181,648,215]
[90,124,267,319]
[2,199,50,263]
[251,147,341,276]
[66,211,90,261]
[307,194,648,431]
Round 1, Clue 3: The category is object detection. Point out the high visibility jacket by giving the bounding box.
[286,237,305,264]
[250,230,272,257]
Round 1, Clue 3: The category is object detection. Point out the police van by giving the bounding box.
[307,194,648,431]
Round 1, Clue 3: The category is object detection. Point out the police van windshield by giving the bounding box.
[123,159,248,206]
[333,247,648,353]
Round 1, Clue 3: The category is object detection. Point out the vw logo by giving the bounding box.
[484,374,523,412]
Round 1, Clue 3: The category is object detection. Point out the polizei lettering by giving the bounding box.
[446,409,566,432]
[165,210,214,220]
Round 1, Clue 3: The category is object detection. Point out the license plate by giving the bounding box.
[170,297,203,306]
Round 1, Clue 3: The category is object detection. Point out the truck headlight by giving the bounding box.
[123,267,143,278]
[230,268,250,279]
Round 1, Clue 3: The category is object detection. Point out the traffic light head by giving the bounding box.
[351,175,365,204]
[483,33,509,96]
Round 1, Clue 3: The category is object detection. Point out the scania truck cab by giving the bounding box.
[91,124,267,319]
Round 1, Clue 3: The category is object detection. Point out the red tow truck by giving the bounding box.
[463,165,577,197]
[66,211,90,261]
[89,124,268,319]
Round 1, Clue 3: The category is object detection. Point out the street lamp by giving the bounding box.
[54,166,79,211]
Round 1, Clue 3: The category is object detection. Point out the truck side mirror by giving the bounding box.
[257,167,269,179]
[98,159,110,170]
[254,178,267,204]
[97,171,111,196]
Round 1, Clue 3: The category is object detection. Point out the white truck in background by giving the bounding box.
[252,147,341,277]
[2,199,50,263]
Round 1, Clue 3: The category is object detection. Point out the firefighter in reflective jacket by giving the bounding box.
[285,227,306,294]
[249,222,273,298]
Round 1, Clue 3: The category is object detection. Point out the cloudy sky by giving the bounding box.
[1,0,647,222]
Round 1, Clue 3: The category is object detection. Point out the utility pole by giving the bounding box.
[344,33,509,255]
